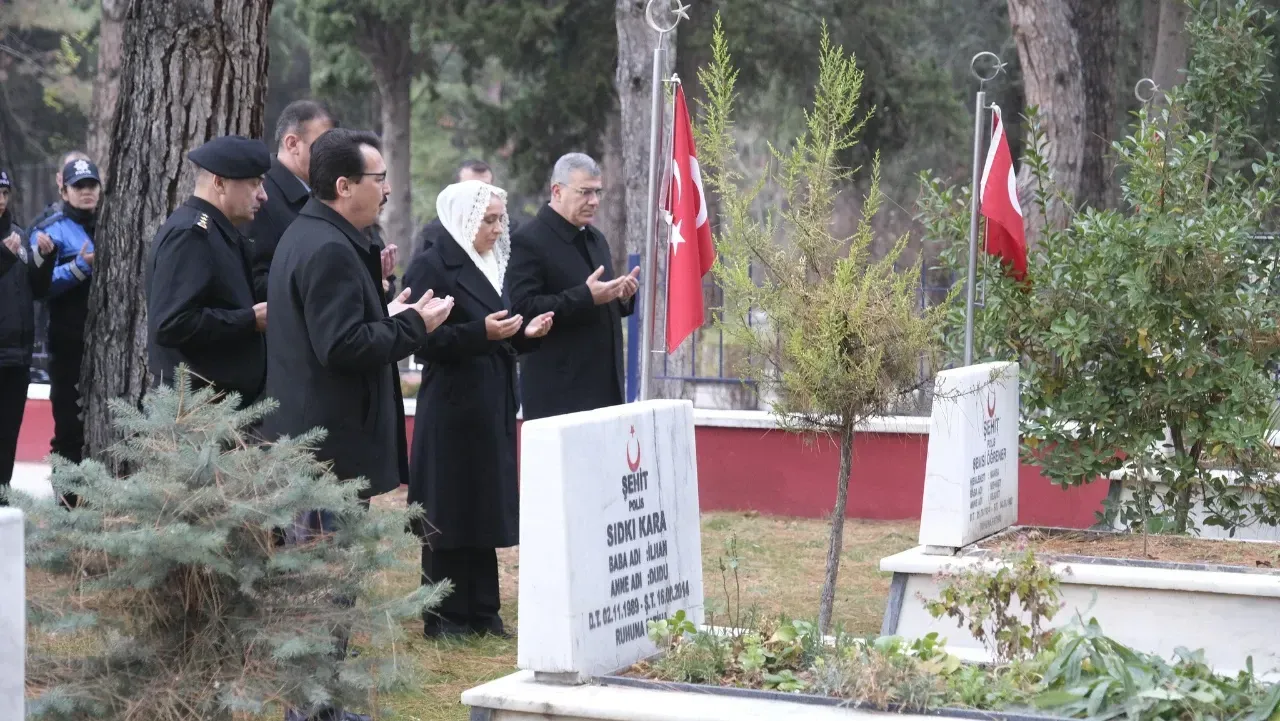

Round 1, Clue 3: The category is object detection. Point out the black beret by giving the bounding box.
[188,135,271,180]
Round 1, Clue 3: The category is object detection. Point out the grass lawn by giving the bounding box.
[376,507,918,721]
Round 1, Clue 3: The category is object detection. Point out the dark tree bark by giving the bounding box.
[81,0,273,461]
[1008,0,1085,237]
[354,17,415,255]
[85,0,128,175]
[1072,0,1120,209]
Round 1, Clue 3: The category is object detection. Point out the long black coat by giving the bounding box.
[403,234,537,549]
[247,157,309,302]
[505,203,633,420]
[261,199,427,498]
[146,198,265,406]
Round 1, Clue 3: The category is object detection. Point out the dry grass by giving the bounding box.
[988,528,1280,571]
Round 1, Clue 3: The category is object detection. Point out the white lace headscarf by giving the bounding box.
[436,180,511,294]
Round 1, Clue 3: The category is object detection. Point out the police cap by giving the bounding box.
[0,170,10,189]
[62,158,101,187]
[188,135,271,180]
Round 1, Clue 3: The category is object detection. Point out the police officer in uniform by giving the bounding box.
[31,158,101,472]
[146,136,271,407]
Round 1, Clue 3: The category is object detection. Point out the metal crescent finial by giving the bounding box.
[1135,78,1159,104]
[969,51,1005,84]
[646,0,690,35]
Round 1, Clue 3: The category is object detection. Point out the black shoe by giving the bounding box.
[424,618,472,639]
[471,617,513,639]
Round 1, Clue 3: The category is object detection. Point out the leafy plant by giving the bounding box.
[696,12,947,635]
[15,368,445,721]
[922,550,1064,663]
[919,0,1280,535]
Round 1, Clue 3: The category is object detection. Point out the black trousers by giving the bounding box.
[421,546,501,632]
[48,344,84,464]
[0,366,30,504]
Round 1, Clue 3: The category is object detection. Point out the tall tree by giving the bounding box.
[616,0,680,396]
[300,0,431,252]
[80,0,273,461]
[1073,0,1120,208]
[1007,0,1086,235]
[1152,0,1191,97]
[85,0,126,173]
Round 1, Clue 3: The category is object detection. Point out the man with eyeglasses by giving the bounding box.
[506,152,639,420]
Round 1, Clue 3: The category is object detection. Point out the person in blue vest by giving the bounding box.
[29,158,100,483]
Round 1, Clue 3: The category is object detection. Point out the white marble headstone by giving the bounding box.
[518,399,705,681]
[919,362,1020,551]
[0,508,24,718]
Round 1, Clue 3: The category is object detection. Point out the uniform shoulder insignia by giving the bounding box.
[194,212,210,233]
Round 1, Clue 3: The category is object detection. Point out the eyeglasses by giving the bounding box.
[571,186,605,200]
[351,172,389,184]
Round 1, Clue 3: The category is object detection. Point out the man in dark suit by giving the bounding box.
[413,159,494,256]
[262,128,453,498]
[147,136,271,407]
[247,100,335,301]
[264,129,453,721]
[505,152,639,420]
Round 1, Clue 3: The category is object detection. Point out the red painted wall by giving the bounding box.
[19,401,1106,527]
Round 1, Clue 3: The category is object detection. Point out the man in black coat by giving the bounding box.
[146,136,271,407]
[0,170,56,499]
[505,152,639,420]
[261,128,453,499]
[247,100,335,302]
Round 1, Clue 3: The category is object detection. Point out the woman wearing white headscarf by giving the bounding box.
[403,180,553,639]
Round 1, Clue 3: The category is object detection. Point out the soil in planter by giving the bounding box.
[977,529,1280,572]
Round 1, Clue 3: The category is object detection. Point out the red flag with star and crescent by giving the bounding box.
[665,84,716,352]
[980,105,1028,282]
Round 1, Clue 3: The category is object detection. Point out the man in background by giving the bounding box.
[413,159,493,255]
[247,99,336,301]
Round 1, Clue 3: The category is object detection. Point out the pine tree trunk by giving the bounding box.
[361,21,413,253]
[80,0,272,462]
[1152,0,1190,98]
[616,0,681,398]
[1072,0,1119,209]
[818,423,856,635]
[1007,0,1085,238]
[85,0,128,176]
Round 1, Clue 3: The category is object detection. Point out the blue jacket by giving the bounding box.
[28,209,94,347]
[32,212,94,299]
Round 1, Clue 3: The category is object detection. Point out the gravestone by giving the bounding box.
[0,508,24,717]
[919,361,1020,553]
[518,399,704,682]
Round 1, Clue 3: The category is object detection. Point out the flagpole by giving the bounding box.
[638,0,689,402]
[963,52,1004,367]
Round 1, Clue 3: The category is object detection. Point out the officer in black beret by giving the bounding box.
[145,135,272,407]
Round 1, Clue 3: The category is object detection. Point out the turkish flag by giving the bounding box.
[980,105,1028,281]
[665,85,715,352]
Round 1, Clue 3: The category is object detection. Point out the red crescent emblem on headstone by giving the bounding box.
[986,392,997,418]
[626,426,642,472]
